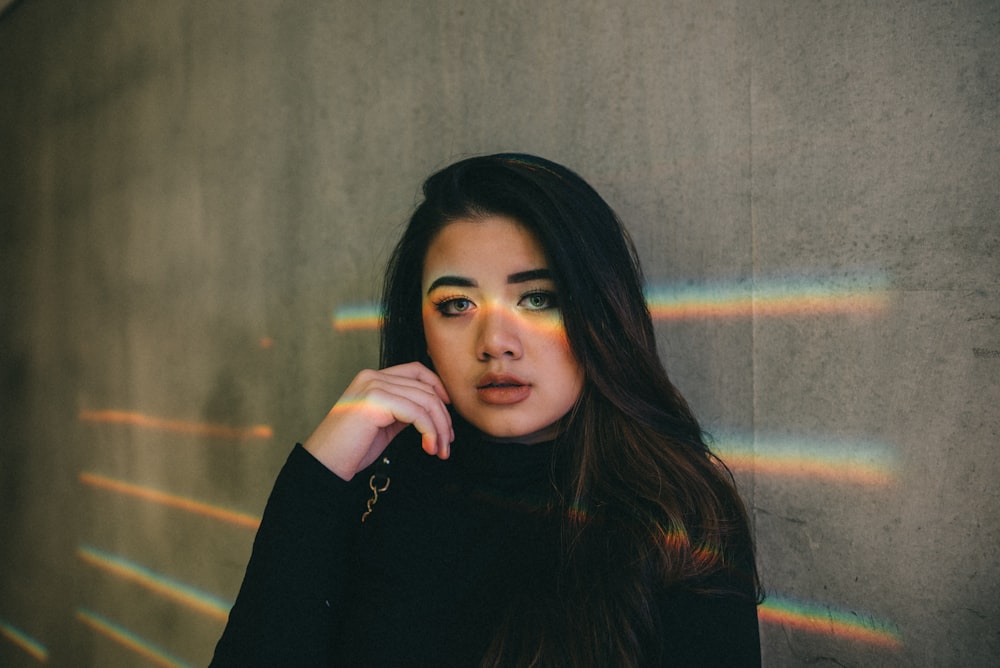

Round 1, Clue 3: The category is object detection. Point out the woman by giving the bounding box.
[212,154,762,666]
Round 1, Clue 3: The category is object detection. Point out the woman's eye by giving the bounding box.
[521,291,557,310]
[436,297,474,316]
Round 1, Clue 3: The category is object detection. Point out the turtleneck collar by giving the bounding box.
[452,435,554,480]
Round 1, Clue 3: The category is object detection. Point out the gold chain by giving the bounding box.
[361,457,391,522]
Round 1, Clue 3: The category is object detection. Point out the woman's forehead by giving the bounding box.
[422,217,549,284]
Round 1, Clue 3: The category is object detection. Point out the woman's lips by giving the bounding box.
[476,373,532,405]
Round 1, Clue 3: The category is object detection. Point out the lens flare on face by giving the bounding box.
[77,546,232,622]
[79,472,262,529]
[760,595,903,649]
[76,608,194,668]
[711,433,898,486]
[420,301,569,338]
[78,410,273,440]
[0,619,48,662]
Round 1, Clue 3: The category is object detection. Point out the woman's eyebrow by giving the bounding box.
[426,275,476,294]
[507,268,551,284]
[426,269,552,295]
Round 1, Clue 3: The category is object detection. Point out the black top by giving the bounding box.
[211,437,760,666]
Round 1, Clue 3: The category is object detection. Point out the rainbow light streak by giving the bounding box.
[79,472,261,529]
[77,546,233,622]
[333,303,383,331]
[78,410,273,440]
[75,608,193,668]
[760,595,902,649]
[331,275,889,331]
[711,434,898,485]
[644,275,890,320]
[0,619,48,662]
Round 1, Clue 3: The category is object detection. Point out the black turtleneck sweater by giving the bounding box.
[211,437,760,666]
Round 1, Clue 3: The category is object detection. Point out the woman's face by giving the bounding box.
[421,216,585,444]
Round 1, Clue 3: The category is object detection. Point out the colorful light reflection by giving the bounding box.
[0,619,48,662]
[644,275,889,320]
[333,303,383,331]
[712,434,898,485]
[78,410,273,440]
[760,595,902,649]
[79,472,261,529]
[76,608,193,668]
[77,546,232,622]
[331,274,889,331]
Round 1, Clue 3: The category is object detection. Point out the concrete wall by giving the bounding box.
[1,1,996,665]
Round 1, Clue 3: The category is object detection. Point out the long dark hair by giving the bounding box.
[382,154,760,666]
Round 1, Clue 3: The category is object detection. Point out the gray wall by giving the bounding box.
[1,1,997,666]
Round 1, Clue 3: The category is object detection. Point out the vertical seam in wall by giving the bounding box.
[747,3,759,523]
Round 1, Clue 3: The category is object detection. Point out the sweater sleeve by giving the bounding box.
[210,444,366,667]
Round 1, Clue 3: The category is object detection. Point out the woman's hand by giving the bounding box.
[303,362,454,481]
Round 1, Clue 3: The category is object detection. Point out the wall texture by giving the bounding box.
[1,1,997,666]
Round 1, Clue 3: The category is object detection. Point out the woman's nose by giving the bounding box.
[476,306,523,360]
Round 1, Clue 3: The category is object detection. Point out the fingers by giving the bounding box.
[369,363,454,454]
[351,376,452,457]
[340,363,453,455]
[380,362,451,405]
[306,364,455,480]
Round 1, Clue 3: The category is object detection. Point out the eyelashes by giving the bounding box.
[431,291,559,317]
[520,291,558,311]
[432,296,474,317]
